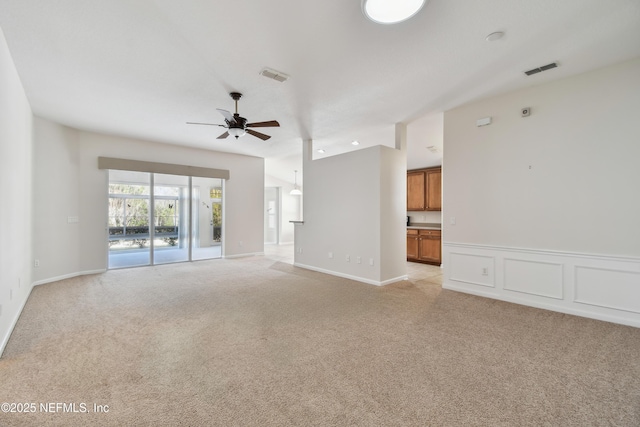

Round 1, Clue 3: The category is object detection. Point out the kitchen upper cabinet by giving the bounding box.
[407,167,441,211]
[425,168,441,210]
[407,171,426,210]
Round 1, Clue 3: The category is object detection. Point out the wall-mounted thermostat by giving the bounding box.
[521,107,531,117]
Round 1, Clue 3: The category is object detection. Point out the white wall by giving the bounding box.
[0,27,33,354]
[31,119,265,280]
[32,118,82,283]
[406,112,443,170]
[295,135,406,286]
[442,58,640,327]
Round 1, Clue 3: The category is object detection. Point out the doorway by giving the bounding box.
[264,187,280,245]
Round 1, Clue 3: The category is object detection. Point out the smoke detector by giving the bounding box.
[259,67,290,83]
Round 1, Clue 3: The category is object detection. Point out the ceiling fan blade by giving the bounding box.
[246,129,271,141]
[246,120,280,128]
[216,108,236,123]
[216,131,229,139]
[186,122,225,127]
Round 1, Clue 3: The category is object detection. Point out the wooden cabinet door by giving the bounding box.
[418,230,441,263]
[407,231,419,260]
[425,169,441,211]
[407,171,426,211]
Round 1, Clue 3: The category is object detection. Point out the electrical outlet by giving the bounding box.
[482,268,488,276]
[346,255,350,262]
[450,216,456,225]
[34,259,40,268]
[328,252,333,259]
[356,256,361,264]
[369,258,374,266]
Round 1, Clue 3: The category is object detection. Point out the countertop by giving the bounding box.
[407,223,441,230]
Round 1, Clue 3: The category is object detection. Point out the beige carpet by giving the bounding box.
[1,254,639,426]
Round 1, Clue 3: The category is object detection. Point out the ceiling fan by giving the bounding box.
[186,92,280,141]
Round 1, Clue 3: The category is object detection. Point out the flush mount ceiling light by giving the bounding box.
[351,140,360,146]
[362,0,427,24]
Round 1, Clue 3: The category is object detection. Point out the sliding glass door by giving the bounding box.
[108,171,223,269]
[108,171,151,269]
[153,174,189,265]
[191,177,223,261]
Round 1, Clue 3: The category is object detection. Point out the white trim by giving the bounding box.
[444,242,640,263]
[294,262,408,286]
[443,281,640,329]
[442,242,640,328]
[503,258,564,300]
[223,252,265,259]
[573,265,640,314]
[32,269,106,287]
[0,286,34,357]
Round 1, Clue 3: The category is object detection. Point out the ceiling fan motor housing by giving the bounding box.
[187,91,279,140]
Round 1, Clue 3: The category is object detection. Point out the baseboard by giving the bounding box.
[442,242,640,328]
[223,252,265,259]
[294,262,408,286]
[32,269,106,287]
[0,285,34,357]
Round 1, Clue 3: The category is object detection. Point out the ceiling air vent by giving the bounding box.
[524,62,558,76]
[259,67,290,83]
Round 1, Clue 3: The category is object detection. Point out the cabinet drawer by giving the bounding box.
[407,229,418,235]
[418,229,441,237]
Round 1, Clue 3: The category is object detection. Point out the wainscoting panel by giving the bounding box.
[575,266,640,314]
[504,259,563,299]
[442,243,640,328]
[449,252,495,288]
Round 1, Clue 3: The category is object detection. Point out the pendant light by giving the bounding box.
[290,170,302,195]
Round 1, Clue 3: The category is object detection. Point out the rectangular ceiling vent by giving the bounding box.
[259,67,290,83]
[524,62,558,76]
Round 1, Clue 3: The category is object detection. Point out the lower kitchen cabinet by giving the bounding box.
[407,229,419,259]
[407,229,441,265]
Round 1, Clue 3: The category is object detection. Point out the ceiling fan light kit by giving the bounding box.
[228,128,246,138]
[187,92,280,141]
[362,0,427,24]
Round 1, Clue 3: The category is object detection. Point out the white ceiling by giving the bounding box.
[1,0,639,184]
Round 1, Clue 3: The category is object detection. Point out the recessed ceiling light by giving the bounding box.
[351,140,360,146]
[485,31,505,42]
[362,0,427,24]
